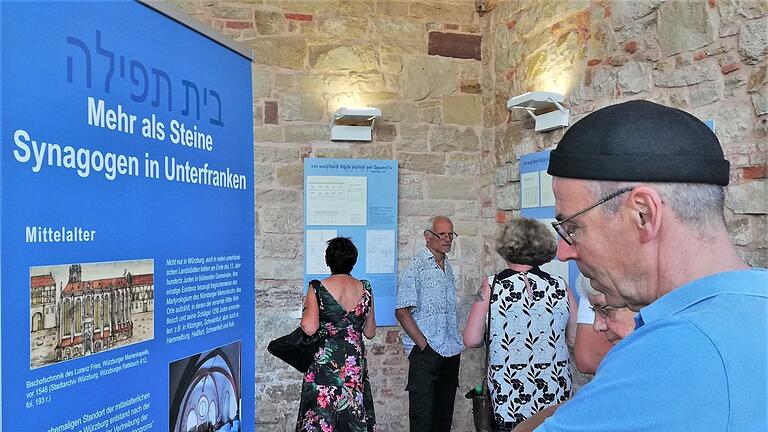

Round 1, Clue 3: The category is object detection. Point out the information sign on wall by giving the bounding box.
[1,2,254,431]
[304,159,399,326]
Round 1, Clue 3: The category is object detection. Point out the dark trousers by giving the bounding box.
[406,345,461,432]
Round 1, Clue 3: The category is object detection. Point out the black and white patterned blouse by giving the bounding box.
[486,267,572,428]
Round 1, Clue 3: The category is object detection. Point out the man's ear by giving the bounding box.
[627,187,663,243]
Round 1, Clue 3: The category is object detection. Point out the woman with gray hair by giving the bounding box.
[464,218,577,431]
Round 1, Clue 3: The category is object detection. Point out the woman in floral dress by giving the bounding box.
[297,237,377,432]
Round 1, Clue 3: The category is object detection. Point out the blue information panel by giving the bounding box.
[1,2,254,431]
[519,151,582,300]
[303,159,398,326]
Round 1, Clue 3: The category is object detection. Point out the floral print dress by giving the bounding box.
[296,280,376,432]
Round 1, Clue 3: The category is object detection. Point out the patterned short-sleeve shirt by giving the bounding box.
[396,247,464,357]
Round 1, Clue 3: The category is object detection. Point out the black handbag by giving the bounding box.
[267,280,324,373]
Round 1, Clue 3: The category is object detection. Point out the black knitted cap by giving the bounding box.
[547,100,730,185]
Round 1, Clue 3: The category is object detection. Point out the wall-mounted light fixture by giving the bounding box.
[506,91,569,132]
[330,107,382,141]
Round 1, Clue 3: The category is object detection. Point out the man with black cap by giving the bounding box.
[533,100,767,431]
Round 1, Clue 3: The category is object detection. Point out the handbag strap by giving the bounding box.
[483,274,497,393]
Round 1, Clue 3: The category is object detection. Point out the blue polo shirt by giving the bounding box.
[537,269,768,432]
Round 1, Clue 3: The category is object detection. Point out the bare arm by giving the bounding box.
[395,307,427,351]
[463,277,491,348]
[511,403,561,432]
[364,292,376,339]
[300,283,320,336]
[574,322,612,374]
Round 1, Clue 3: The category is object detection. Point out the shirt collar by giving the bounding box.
[637,269,767,328]
[418,246,447,262]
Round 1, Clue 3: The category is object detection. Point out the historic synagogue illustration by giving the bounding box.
[30,260,154,368]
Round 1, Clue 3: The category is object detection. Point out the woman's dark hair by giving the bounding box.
[325,237,358,274]
[495,217,557,266]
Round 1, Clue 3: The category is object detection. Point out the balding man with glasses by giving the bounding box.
[533,100,767,431]
[396,215,464,432]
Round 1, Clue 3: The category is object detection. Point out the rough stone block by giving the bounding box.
[496,183,520,211]
[739,17,768,64]
[743,164,767,180]
[309,44,379,71]
[257,234,300,259]
[374,123,397,142]
[338,0,369,16]
[726,179,768,214]
[419,105,442,124]
[409,1,475,24]
[264,100,279,124]
[398,152,446,174]
[690,80,724,107]
[252,69,274,98]
[280,94,324,121]
[428,32,482,60]
[751,87,768,115]
[253,10,286,35]
[653,60,720,87]
[258,188,303,206]
[461,79,481,94]
[618,61,652,94]
[284,124,329,142]
[398,174,424,199]
[430,125,480,152]
[443,95,481,125]
[254,126,284,142]
[248,37,307,69]
[657,0,715,56]
[395,140,428,153]
[311,147,354,159]
[353,143,393,160]
[317,15,367,39]
[400,199,455,217]
[254,145,298,163]
[376,0,410,18]
[275,164,304,187]
[212,6,251,19]
[402,57,459,101]
[425,175,478,199]
[446,153,482,175]
[374,19,425,41]
[259,206,303,233]
[269,0,336,14]
[401,124,430,141]
[379,101,419,122]
[348,73,389,93]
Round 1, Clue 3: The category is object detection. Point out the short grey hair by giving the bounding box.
[424,215,452,232]
[586,180,725,235]
[496,217,556,266]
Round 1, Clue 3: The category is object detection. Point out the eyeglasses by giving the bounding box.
[551,187,634,245]
[589,304,618,319]
[425,230,458,240]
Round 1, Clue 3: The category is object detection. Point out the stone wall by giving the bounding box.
[169,0,767,431]
[169,1,493,431]
[483,0,767,268]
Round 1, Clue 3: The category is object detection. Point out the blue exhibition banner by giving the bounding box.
[1,2,254,431]
[519,151,581,300]
[303,159,399,326]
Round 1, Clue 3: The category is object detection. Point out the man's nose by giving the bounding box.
[556,237,577,261]
[592,315,608,332]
